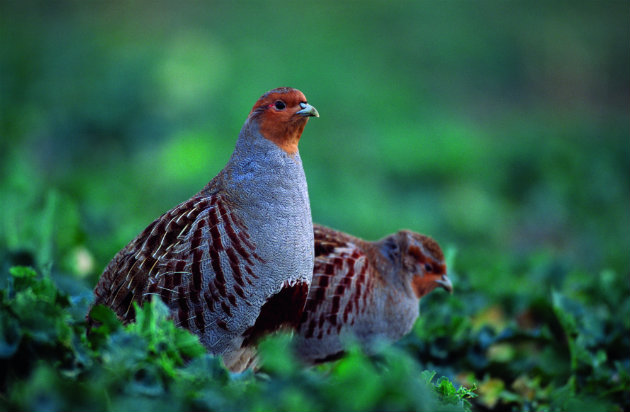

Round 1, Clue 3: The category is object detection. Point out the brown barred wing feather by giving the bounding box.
[91,193,264,353]
[297,225,374,362]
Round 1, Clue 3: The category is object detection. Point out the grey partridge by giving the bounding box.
[295,223,452,364]
[89,87,319,371]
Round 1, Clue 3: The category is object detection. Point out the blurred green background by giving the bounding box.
[1,1,628,411]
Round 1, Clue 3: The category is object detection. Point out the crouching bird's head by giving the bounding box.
[380,230,453,299]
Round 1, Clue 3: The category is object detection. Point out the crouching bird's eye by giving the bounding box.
[274,100,286,110]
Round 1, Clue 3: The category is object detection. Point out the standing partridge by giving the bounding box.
[295,224,452,364]
[89,87,319,371]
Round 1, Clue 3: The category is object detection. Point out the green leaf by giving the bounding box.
[123,298,205,373]
[86,304,122,349]
[9,266,38,279]
[0,314,22,358]
[257,333,299,377]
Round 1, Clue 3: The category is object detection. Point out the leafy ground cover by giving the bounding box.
[1,243,627,411]
[1,266,477,412]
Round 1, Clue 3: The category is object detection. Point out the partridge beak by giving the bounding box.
[296,102,319,117]
[435,274,453,294]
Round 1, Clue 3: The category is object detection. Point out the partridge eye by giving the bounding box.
[424,263,433,273]
[274,100,286,110]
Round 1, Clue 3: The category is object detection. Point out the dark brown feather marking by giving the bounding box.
[324,263,335,275]
[209,245,225,287]
[203,291,215,313]
[144,234,159,256]
[191,249,203,296]
[305,319,316,338]
[160,285,172,304]
[318,312,326,329]
[208,221,222,250]
[358,265,369,308]
[242,281,309,346]
[225,248,245,287]
[331,295,341,314]
[208,202,219,227]
[245,266,258,280]
[147,281,159,296]
[213,279,227,297]
[217,320,228,330]
[221,301,232,316]
[304,298,316,312]
[343,300,352,322]
[227,293,237,306]
[178,307,191,330]
[226,208,264,264]
[161,229,177,250]
[190,222,205,296]
[223,210,251,261]
[346,261,355,279]
[353,284,362,311]
[175,259,186,276]
[194,307,205,333]
[178,289,189,315]
[314,287,326,302]
[236,232,255,264]
[164,270,175,291]
[233,283,246,299]
[314,241,336,257]
[118,290,135,320]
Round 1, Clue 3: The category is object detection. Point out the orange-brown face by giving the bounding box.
[400,232,452,298]
[249,87,319,155]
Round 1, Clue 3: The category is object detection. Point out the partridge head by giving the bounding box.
[249,89,319,154]
[89,87,318,372]
[389,229,452,298]
[295,224,451,364]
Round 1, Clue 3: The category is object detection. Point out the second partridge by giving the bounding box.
[295,224,452,364]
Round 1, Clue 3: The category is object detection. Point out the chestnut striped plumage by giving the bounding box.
[295,224,452,364]
[89,87,318,372]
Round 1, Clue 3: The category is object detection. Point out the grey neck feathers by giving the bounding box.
[223,118,314,283]
[225,120,305,202]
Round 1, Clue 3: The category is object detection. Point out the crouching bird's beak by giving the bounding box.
[296,102,319,117]
[435,274,453,294]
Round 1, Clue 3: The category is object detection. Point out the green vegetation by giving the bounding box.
[1,267,476,411]
[1,2,628,411]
